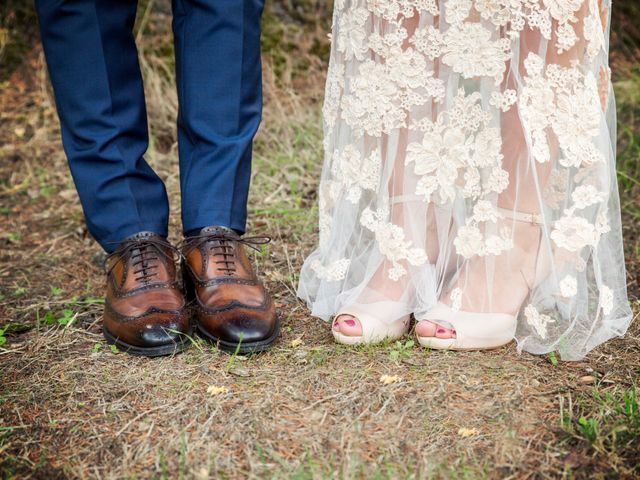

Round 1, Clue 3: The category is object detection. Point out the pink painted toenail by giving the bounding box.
[437,328,446,334]
[344,319,356,327]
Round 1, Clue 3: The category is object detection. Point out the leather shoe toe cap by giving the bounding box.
[218,316,276,344]
[138,322,188,347]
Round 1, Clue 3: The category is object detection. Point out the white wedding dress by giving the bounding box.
[298,0,632,360]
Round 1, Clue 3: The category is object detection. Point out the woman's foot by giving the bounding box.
[414,320,456,339]
[331,259,413,343]
[332,302,409,341]
[416,214,546,346]
[332,306,410,344]
[332,314,362,336]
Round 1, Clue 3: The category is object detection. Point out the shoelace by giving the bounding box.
[105,237,179,283]
[180,232,270,276]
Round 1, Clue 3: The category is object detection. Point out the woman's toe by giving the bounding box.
[416,320,456,339]
[415,320,437,337]
[336,315,362,337]
[435,326,456,339]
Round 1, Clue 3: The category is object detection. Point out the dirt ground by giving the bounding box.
[1,1,639,478]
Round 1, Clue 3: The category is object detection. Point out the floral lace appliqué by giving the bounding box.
[524,304,556,339]
[360,207,428,281]
[311,258,351,282]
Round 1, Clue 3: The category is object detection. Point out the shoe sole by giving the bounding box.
[332,330,408,345]
[332,331,365,345]
[103,328,193,357]
[195,315,281,354]
[416,335,513,351]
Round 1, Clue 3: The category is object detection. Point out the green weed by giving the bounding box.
[389,339,415,361]
[561,385,640,473]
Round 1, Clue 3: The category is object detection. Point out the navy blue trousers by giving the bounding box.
[35,0,264,252]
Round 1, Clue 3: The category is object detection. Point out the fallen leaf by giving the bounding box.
[379,374,401,385]
[206,385,229,396]
[291,338,303,348]
[194,467,210,480]
[579,375,595,383]
[457,427,479,437]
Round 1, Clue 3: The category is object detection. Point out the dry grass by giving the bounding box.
[1,1,639,478]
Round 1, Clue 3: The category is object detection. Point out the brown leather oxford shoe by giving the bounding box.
[181,226,279,353]
[103,232,191,356]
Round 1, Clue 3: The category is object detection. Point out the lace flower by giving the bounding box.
[559,275,578,298]
[472,200,500,223]
[444,0,472,25]
[441,23,511,85]
[584,0,606,59]
[450,288,463,312]
[331,146,382,204]
[484,232,513,256]
[360,208,428,280]
[336,7,370,61]
[571,185,605,210]
[524,304,555,339]
[544,0,584,24]
[311,258,351,282]
[552,76,602,165]
[550,215,599,252]
[600,285,613,315]
[366,0,415,21]
[471,128,503,168]
[340,54,445,137]
[406,125,471,204]
[387,47,435,90]
[410,25,444,61]
[322,63,345,129]
[489,89,518,112]
[341,61,405,137]
[483,166,509,194]
[454,225,485,259]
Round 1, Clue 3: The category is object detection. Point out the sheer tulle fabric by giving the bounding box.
[298,0,632,360]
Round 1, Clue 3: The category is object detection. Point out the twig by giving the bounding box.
[114,405,165,437]
[301,391,347,411]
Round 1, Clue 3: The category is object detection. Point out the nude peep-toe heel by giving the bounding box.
[333,302,410,345]
[416,208,552,351]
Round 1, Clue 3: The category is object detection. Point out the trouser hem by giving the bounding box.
[96,222,169,253]
[181,207,248,236]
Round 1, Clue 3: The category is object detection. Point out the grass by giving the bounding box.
[615,76,640,217]
[560,386,640,475]
[0,0,639,478]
